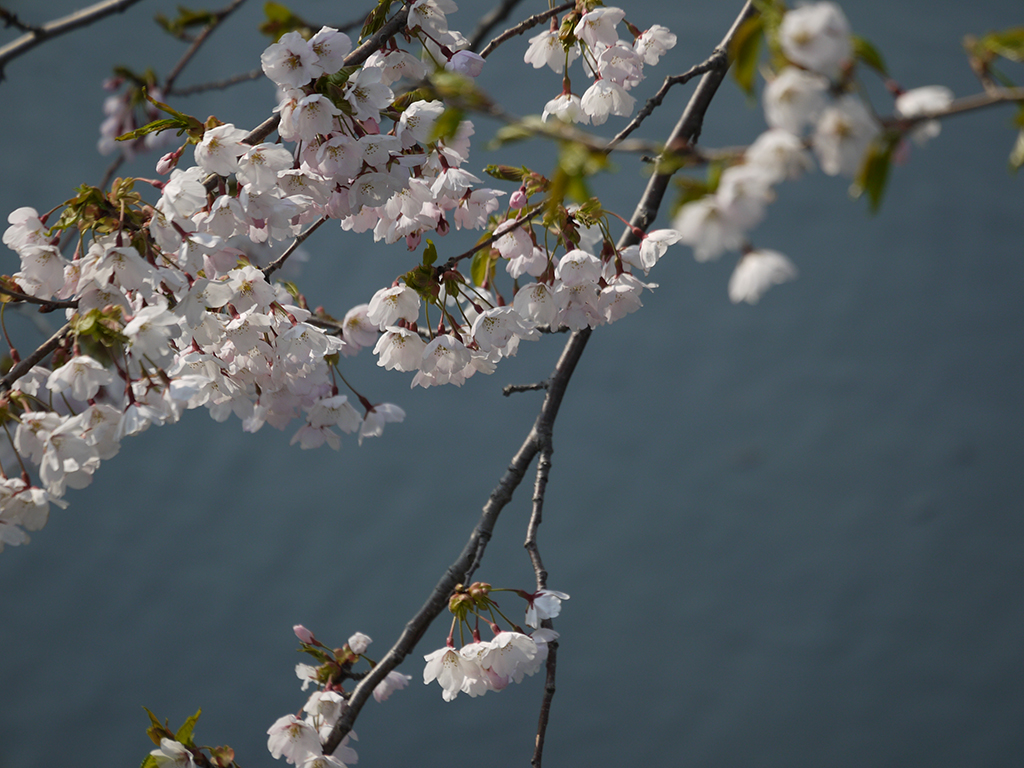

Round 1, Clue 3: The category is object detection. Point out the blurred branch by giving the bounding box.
[0,0,146,81]
[163,0,249,94]
[467,0,525,53]
[168,68,262,96]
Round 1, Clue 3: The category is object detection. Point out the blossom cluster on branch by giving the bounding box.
[0,0,1021,764]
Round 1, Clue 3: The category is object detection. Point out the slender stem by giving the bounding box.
[0,0,147,80]
[479,3,574,60]
[163,0,249,94]
[263,217,328,279]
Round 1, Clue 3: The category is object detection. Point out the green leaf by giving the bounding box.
[852,35,888,75]
[155,6,218,37]
[174,709,202,748]
[851,137,896,212]
[139,755,159,768]
[729,16,764,97]
[977,27,1024,63]
[470,245,492,287]
[116,118,183,142]
[430,107,464,143]
[484,165,527,182]
[260,1,310,40]
[119,89,203,142]
[360,0,396,42]
[422,239,438,267]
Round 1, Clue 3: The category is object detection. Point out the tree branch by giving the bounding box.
[322,2,759,757]
[0,0,147,81]
[0,323,71,392]
[468,0,526,53]
[263,217,328,279]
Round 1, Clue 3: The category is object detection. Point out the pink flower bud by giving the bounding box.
[293,624,315,644]
[445,50,485,78]
[509,188,527,210]
[155,150,181,176]
[347,632,372,655]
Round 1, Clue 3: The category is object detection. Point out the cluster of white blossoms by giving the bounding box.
[672,1,953,305]
[526,6,677,125]
[266,629,411,768]
[423,586,567,701]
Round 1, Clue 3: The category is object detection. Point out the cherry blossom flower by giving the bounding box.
[194,123,250,176]
[812,95,881,176]
[358,403,405,444]
[728,249,798,304]
[634,25,677,65]
[524,29,578,73]
[424,645,479,701]
[524,588,570,628]
[373,669,413,702]
[446,50,485,77]
[745,128,815,183]
[542,92,589,124]
[779,1,852,79]
[150,738,196,768]
[267,714,322,764]
[895,85,954,145]
[763,67,829,135]
[574,7,626,49]
[580,79,636,125]
[308,26,352,75]
[261,31,319,89]
[673,197,746,262]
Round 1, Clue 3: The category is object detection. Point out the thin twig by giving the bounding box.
[468,0,526,53]
[439,203,546,273]
[504,381,549,396]
[0,0,146,80]
[0,323,71,392]
[263,217,328,279]
[606,56,728,153]
[168,68,263,97]
[0,286,78,310]
[525,445,552,590]
[163,0,249,94]
[526,443,553,768]
[883,86,1024,128]
[479,2,574,60]
[532,631,559,768]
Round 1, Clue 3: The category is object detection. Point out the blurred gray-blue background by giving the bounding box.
[1,1,1022,766]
